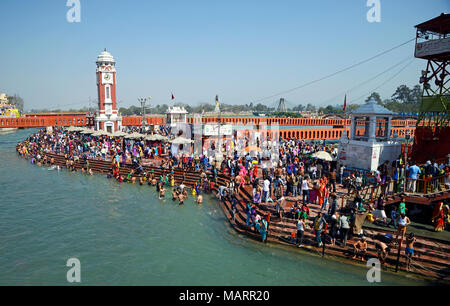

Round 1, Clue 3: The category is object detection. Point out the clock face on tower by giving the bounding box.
[102,72,113,84]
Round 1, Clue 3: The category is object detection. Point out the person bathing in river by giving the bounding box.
[172,189,179,201]
[159,183,165,199]
[196,194,203,204]
[178,193,185,205]
[182,188,188,200]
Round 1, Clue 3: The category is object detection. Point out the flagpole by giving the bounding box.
[217,94,221,157]
[344,94,348,137]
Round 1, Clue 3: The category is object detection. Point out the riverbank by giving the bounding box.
[0,129,434,285]
[12,129,450,284]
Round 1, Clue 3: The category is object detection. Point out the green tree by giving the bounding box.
[292,104,305,112]
[306,103,316,112]
[8,94,24,113]
[365,92,382,105]
[392,85,412,104]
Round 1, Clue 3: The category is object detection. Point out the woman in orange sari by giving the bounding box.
[318,179,325,209]
[432,202,445,232]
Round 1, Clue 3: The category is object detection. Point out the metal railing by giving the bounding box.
[342,175,450,208]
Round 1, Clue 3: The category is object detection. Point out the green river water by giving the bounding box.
[0,129,434,285]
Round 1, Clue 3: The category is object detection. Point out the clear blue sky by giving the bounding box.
[0,0,448,111]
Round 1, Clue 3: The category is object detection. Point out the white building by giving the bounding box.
[166,106,188,128]
[338,97,401,171]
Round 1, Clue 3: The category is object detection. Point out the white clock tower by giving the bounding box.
[95,49,122,133]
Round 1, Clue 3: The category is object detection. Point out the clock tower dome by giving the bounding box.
[95,49,122,132]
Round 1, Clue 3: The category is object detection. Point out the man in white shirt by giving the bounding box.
[263,178,270,203]
[276,197,285,218]
[296,219,305,247]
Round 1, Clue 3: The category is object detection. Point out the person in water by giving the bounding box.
[178,193,185,205]
[196,194,203,204]
[172,189,179,201]
[159,184,165,199]
[182,188,188,200]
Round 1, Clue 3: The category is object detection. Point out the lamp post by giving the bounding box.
[147,96,151,129]
[138,97,147,131]
[403,130,411,193]
[216,94,223,163]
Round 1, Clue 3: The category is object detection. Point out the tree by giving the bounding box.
[325,105,337,113]
[410,85,422,105]
[365,92,382,105]
[255,103,268,111]
[392,85,412,104]
[292,104,305,112]
[346,104,360,112]
[387,84,422,113]
[306,103,316,112]
[8,94,24,113]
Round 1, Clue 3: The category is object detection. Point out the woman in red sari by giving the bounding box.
[432,202,445,232]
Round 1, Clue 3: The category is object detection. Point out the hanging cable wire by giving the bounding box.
[348,59,415,104]
[251,38,416,104]
[317,56,412,106]
[34,100,93,111]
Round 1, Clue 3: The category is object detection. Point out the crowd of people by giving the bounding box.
[17,127,450,269]
[210,137,449,268]
[15,127,217,206]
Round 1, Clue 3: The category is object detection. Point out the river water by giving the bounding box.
[0,129,432,285]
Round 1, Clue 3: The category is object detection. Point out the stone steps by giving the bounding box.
[221,181,450,280]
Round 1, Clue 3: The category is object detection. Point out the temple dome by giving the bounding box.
[96,49,115,64]
[351,97,395,115]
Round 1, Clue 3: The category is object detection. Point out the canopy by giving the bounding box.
[170,137,194,144]
[145,134,158,141]
[80,128,95,134]
[111,131,128,137]
[311,151,333,161]
[66,126,84,132]
[152,134,169,141]
[91,130,111,137]
[125,132,145,139]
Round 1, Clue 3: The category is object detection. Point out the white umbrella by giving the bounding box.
[311,151,333,161]
[111,131,128,137]
[66,126,80,132]
[92,130,111,137]
[145,134,157,141]
[153,134,169,141]
[81,128,95,134]
[125,132,144,139]
[91,131,102,137]
[170,137,194,144]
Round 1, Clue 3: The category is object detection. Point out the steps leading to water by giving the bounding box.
[17,148,450,282]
